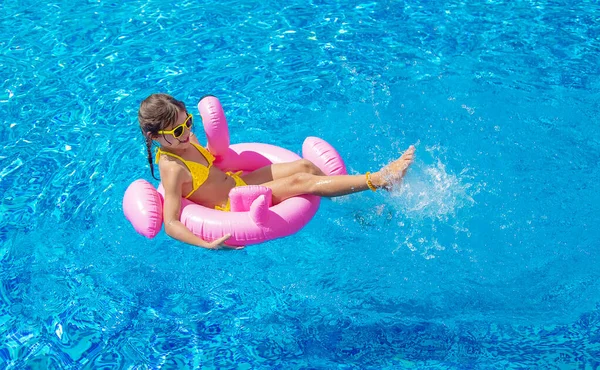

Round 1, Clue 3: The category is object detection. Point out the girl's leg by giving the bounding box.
[263,146,415,204]
[241,159,325,185]
[264,173,370,203]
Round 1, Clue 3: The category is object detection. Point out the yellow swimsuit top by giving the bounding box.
[155,143,215,199]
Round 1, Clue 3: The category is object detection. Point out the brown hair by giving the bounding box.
[138,93,187,179]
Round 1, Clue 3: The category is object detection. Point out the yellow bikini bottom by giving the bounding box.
[214,171,247,212]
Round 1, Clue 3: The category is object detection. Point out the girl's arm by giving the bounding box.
[161,164,239,250]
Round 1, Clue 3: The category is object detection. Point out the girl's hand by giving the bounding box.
[207,234,244,250]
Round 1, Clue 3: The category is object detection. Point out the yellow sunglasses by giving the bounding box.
[158,114,193,138]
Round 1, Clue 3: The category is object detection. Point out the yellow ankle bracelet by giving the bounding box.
[366,172,377,192]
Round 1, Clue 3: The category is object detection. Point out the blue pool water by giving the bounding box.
[1,0,599,368]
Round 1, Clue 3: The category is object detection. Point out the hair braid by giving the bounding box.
[145,136,158,180]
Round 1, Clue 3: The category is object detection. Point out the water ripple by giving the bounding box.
[1,0,599,368]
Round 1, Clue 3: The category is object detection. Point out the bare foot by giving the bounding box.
[370,145,415,190]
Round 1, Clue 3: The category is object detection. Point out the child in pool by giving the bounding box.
[138,94,415,250]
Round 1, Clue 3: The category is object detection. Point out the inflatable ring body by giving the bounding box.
[123,96,347,246]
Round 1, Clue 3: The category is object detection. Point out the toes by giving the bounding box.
[402,152,414,160]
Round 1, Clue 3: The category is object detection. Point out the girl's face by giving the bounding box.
[152,109,193,149]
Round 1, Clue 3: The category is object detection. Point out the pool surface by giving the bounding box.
[1,0,599,368]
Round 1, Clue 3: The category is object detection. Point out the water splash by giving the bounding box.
[388,144,477,259]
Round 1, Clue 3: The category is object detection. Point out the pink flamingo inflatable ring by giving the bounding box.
[123,95,348,246]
